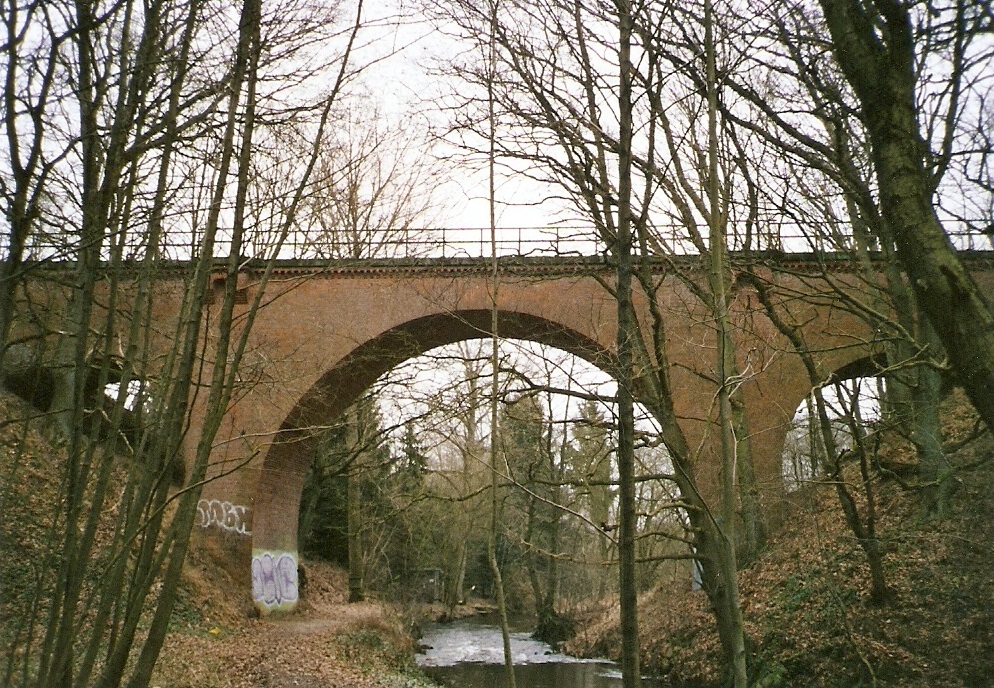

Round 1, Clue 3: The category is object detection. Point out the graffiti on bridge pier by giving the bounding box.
[252,550,299,609]
[196,498,251,535]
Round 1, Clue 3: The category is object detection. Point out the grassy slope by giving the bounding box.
[565,391,994,687]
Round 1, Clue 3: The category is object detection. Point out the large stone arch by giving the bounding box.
[229,265,901,614]
[249,308,613,613]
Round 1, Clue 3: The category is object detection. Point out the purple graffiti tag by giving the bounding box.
[251,551,298,607]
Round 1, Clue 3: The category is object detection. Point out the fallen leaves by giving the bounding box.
[565,390,994,687]
[152,559,427,688]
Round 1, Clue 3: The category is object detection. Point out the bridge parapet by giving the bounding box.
[16,247,994,283]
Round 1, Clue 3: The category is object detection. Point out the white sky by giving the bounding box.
[349,0,570,231]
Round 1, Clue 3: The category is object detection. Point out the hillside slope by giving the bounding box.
[0,389,432,688]
[4,386,992,687]
[566,391,994,687]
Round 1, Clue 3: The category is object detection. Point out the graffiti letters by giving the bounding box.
[196,499,251,535]
[251,550,298,608]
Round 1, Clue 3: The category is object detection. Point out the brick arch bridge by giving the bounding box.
[17,253,994,613]
[187,254,960,615]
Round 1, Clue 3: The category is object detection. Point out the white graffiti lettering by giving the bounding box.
[251,551,298,607]
[196,499,251,535]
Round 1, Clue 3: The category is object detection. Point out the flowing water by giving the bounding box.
[416,618,668,688]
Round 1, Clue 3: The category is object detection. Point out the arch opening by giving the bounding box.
[249,309,690,616]
[290,337,686,620]
[781,356,887,492]
[250,310,614,613]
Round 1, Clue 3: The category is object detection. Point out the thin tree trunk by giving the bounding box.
[447,360,478,613]
[616,4,641,685]
[38,2,110,679]
[752,277,893,605]
[525,487,543,611]
[127,0,267,679]
[703,2,748,682]
[487,2,515,684]
[348,407,365,603]
[446,536,468,610]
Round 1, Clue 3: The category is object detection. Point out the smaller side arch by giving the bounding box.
[778,353,890,493]
[827,353,888,385]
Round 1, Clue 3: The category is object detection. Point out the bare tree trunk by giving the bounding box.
[446,357,480,613]
[752,277,893,605]
[446,534,468,609]
[128,0,266,679]
[348,407,365,603]
[430,0,757,680]
[818,0,994,431]
[703,1,748,683]
[487,3,515,684]
[3,0,362,682]
[0,0,60,381]
[616,5,641,685]
[544,421,564,626]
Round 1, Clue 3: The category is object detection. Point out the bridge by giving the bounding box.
[11,246,994,614]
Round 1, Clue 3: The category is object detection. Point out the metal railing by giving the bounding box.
[214,224,994,261]
[15,223,994,263]
[252,226,606,261]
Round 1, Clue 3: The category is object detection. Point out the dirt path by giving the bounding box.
[151,561,427,688]
[153,602,402,687]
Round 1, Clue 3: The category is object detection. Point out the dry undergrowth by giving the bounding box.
[0,388,430,688]
[565,390,994,687]
[4,387,993,687]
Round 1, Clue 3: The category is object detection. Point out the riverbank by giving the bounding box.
[3,385,992,687]
[564,390,994,687]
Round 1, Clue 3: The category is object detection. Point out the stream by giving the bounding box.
[415,618,669,688]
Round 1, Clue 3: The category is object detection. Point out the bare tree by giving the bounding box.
[686,0,991,513]
[0,0,368,684]
[816,0,994,430]
[422,0,758,682]
[296,104,445,259]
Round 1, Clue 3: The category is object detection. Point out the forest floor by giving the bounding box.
[117,388,994,687]
[149,557,438,688]
[0,387,436,688]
